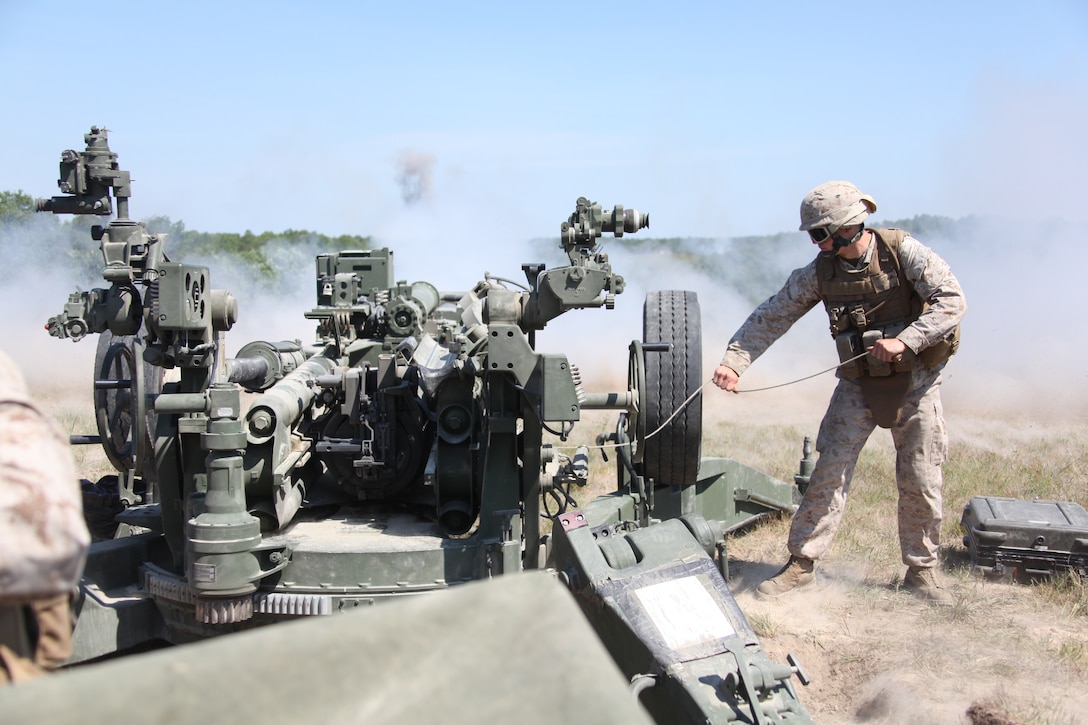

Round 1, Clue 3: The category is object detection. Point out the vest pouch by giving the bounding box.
[861,330,892,377]
[919,325,961,369]
[858,325,912,427]
[834,331,862,377]
[859,373,912,429]
[828,303,852,333]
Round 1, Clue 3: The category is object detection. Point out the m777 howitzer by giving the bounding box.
[7,127,815,724]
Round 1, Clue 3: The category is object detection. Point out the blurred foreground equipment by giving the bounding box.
[1,573,655,725]
[7,127,817,724]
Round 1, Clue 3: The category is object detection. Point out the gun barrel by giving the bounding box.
[245,350,338,443]
[224,356,271,385]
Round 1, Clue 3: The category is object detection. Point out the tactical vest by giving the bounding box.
[816,228,959,378]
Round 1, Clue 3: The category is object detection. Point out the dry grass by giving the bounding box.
[690,407,1088,725]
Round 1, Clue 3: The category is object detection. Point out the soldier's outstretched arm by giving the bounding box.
[718,262,822,380]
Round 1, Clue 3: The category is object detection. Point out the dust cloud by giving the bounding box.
[0,215,99,391]
[934,71,1088,422]
[922,217,1087,421]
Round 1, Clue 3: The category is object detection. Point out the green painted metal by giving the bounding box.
[26,127,814,723]
[550,515,813,724]
[2,573,656,725]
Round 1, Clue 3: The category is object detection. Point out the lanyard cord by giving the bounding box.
[731,350,869,392]
[551,351,869,453]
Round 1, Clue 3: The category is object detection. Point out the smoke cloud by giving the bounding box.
[0,215,100,390]
[395,151,436,206]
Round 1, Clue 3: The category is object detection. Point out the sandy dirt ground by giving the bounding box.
[725,534,1088,724]
[703,385,1088,725]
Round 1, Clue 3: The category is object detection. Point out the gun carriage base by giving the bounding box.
[13,127,816,725]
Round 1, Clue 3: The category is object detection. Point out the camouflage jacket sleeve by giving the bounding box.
[719,261,822,375]
[895,236,967,355]
[0,351,90,603]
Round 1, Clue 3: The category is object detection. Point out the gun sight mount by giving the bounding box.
[560,196,648,248]
[34,126,132,219]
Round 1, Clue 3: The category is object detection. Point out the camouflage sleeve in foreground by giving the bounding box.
[719,261,822,375]
[895,236,967,355]
[0,351,90,603]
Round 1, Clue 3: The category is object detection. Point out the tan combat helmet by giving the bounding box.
[798,180,877,232]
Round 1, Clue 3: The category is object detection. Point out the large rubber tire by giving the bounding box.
[642,290,702,488]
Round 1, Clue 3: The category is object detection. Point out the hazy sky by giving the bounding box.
[2,1,1085,245]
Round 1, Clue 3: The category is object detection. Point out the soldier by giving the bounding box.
[0,349,90,682]
[713,181,965,605]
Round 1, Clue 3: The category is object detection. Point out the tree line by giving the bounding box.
[2,188,974,306]
[0,190,373,286]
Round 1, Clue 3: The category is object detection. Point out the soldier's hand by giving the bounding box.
[868,337,908,363]
[713,364,740,393]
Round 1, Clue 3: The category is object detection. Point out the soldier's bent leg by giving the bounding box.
[789,379,876,561]
[890,369,947,569]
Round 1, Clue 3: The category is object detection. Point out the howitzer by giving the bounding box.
[13,127,815,724]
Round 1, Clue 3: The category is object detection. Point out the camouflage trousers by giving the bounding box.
[788,366,947,568]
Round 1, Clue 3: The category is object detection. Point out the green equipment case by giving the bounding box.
[961,496,1088,579]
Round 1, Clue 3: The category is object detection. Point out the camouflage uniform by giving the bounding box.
[0,349,90,683]
[720,233,965,568]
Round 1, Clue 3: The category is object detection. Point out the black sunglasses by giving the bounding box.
[809,225,864,246]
